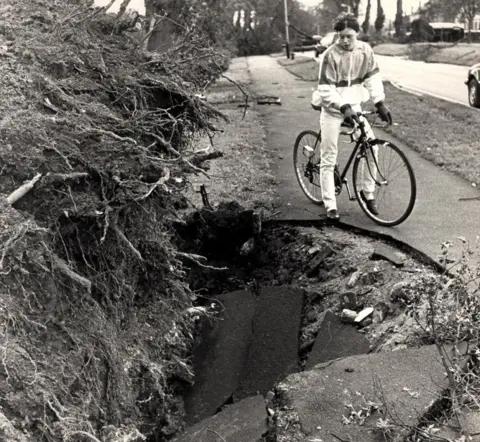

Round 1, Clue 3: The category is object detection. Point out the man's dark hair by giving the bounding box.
[333,12,360,32]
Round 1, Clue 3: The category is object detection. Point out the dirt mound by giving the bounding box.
[0,1,229,441]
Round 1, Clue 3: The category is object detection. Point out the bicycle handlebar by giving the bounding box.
[339,110,387,136]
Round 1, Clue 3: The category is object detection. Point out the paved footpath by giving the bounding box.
[245,55,480,266]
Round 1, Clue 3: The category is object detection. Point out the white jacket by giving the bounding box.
[311,40,385,112]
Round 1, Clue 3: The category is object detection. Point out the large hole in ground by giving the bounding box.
[168,201,442,441]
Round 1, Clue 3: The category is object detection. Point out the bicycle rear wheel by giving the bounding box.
[293,130,323,205]
[353,139,416,227]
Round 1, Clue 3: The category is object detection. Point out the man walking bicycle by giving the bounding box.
[311,12,392,220]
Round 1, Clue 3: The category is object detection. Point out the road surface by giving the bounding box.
[300,51,471,106]
[375,55,470,106]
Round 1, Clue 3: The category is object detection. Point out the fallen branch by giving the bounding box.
[183,158,210,178]
[44,172,89,184]
[176,252,227,270]
[136,14,167,50]
[217,68,250,119]
[113,225,143,261]
[145,131,180,156]
[7,173,42,205]
[137,168,170,201]
[86,128,137,145]
[51,255,92,292]
[189,151,223,166]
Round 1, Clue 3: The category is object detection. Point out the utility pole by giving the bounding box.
[284,0,290,58]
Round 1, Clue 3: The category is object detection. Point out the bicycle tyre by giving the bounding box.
[293,130,323,205]
[352,139,416,227]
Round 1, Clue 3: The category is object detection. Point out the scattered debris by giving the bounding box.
[306,311,370,369]
[371,245,405,267]
[354,307,374,324]
[347,270,361,288]
[305,244,335,277]
[256,95,282,105]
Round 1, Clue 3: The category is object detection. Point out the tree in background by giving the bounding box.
[453,0,480,41]
[423,0,463,22]
[143,0,317,55]
[362,0,371,34]
[374,0,386,32]
[394,0,405,37]
[313,0,362,34]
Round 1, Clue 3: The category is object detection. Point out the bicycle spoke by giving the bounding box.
[293,130,323,205]
[353,140,416,226]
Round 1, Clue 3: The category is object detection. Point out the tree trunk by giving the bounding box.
[351,0,361,17]
[362,0,371,34]
[374,0,385,33]
[394,0,404,37]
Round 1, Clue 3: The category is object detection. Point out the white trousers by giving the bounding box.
[319,107,377,211]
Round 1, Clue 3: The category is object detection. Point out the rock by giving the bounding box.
[341,309,357,323]
[304,289,324,302]
[360,267,385,286]
[370,244,405,267]
[347,270,361,288]
[306,311,370,369]
[265,391,275,405]
[184,290,257,425]
[308,245,321,255]
[306,310,319,323]
[172,395,268,442]
[340,291,357,310]
[305,244,335,278]
[235,286,304,399]
[390,281,416,304]
[372,302,390,323]
[354,307,374,323]
[240,237,255,256]
[277,345,453,442]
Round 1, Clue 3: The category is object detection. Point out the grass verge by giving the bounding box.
[185,82,279,213]
[278,56,480,185]
[277,56,319,81]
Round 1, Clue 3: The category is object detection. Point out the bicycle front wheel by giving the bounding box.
[293,130,323,205]
[353,139,416,227]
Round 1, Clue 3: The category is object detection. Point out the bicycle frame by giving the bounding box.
[313,113,388,201]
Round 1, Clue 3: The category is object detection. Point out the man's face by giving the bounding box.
[338,28,357,51]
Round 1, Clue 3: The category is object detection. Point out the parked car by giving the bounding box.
[466,63,480,107]
[314,32,338,57]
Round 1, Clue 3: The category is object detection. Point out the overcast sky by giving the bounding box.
[94,0,425,23]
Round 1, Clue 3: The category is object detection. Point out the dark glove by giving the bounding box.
[340,104,359,126]
[311,103,322,112]
[375,101,392,124]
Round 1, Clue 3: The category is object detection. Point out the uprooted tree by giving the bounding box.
[0,0,231,441]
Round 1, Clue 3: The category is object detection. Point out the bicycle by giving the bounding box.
[293,111,416,227]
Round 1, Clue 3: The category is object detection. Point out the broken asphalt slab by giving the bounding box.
[437,409,480,441]
[235,286,304,399]
[185,286,304,424]
[277,345,450,442]
[306,311,371,369]
[184,290,257,425]
[172,395,268,442]
[371,244,406,267]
